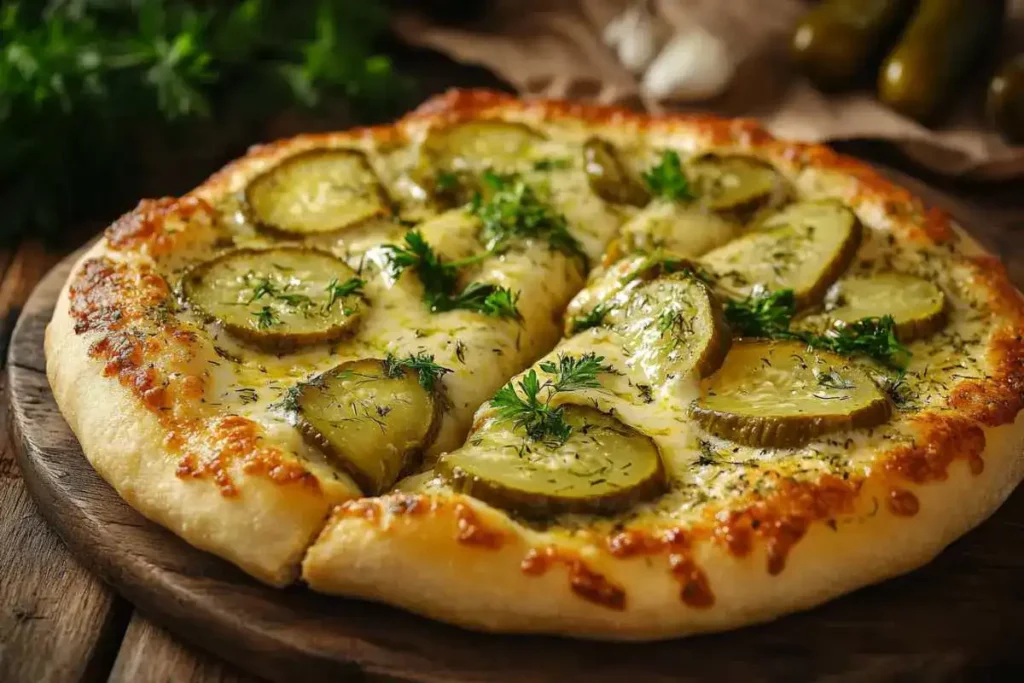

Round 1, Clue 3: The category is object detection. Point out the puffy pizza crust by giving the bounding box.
[46,89,1024,636]
[46,244,345,586]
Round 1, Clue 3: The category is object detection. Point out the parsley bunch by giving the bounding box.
[382,231,521,320]
[470,171,587,266]
[0,0,407,243]
[490,353,613,445]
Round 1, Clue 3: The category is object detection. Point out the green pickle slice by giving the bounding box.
[582,137,650,206]
[824,273,946,341]
[294,359,440,495]
[605,273,731,380]
[701,199,862,307]
[689,154,787,218]
[439,405,665,516]
[244,148,391,236]
[691,340,892,448]
[181,247,365,350]
[423,120,544,173]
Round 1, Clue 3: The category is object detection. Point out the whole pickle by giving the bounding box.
[790,0,917,91]
[988,54,1024,144]
[879,0,1006,123]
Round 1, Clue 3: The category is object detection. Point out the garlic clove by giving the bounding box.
[602,2,661,74]
[642,26,735,101]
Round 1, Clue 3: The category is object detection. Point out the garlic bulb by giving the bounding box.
[602,1,661,74]
[642,25,735,101]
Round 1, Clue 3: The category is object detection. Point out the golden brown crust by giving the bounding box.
[47,88,1024,636]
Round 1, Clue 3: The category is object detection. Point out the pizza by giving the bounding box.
[46,89,1024,639]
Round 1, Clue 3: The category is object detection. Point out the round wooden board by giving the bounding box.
[9,170,1024,682]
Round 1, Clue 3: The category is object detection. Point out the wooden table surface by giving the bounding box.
[1,101,1023,683]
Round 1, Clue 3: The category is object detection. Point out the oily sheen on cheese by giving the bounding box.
[46,90,1024,639]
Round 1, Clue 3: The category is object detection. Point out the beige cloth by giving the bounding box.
[394,0,1024,180]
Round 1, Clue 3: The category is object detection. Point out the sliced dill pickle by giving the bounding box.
[824,273,947,341]
[181,247,365,350]
[689,155,787,220]
[691,340,892,448]
[606,273,730,380]
[583,137,650,206]
[617,200,739,260]
[439,405,665,516]
[701,199,862,307]
[244,148,391,237]
[294,359,440,495]
[423,120,544,173]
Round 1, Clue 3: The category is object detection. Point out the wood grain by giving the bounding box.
[109,615,263,683]
[0,243,130,683]
[8,172,1024,682]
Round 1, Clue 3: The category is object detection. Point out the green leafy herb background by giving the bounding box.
[0,0,409,243]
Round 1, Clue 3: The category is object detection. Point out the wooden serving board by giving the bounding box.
[9,172,1024,682]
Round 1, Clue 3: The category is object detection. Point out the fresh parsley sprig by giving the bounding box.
[383,352,452,392]
[382,230,521,320]
[808,316,911,370]
[470,171,587,266]
[642,150,695,202]
[723,288,911,369]
[724,289,798,338]
[490,353,613,445]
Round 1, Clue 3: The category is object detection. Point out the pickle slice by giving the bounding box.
[824,273,946,342]
[702,199,862,307]
[423,120,544,173]
[691,340,892,448]
[439,405,665,516]
[244,148,390,236]
[181,247,365,350]
[617,200,739,260]
[689,155,787,219]
[606,273,730,380]
[583,137,650,206]
[294,359,440,495]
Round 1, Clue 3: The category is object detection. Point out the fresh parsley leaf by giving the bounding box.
[383,231,521,320]
[540,352,613,392]
[470,171,587,267]
[642,150,694,202]
[490,353,614,445]
[808,316,911,370]
[724,288,912,369]
[490,370,572,445]
[724,288,798,338]
[383,352,452,392]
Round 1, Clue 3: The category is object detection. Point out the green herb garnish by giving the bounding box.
[253,305,279,329]
[641,150,694,202]
[382,230,521,320]
[324,276,365,310]
[490,353,613,445]
[569,302,610,334]
[470,171,587,266]
[723,289,797,338]
[383,352,452,392]
[723,288,912,369]
[1,0,408,242]
[808,316,911,370]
